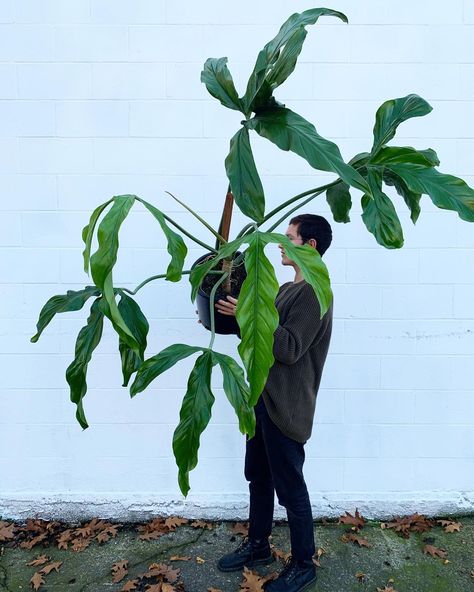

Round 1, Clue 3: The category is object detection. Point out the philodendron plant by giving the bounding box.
[32,8,474,496]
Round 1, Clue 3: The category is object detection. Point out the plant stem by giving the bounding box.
[120,269,224,296]
[161,212,218,253]
[208,270,230,350]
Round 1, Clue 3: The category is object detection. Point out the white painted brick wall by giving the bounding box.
[1,0,474,520]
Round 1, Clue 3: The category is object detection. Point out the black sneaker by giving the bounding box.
[217,537,274,572]
[264,557,317,592]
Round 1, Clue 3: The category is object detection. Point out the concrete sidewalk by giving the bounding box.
[1,516,473,591]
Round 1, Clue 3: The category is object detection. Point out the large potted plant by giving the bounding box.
[32,8,474,496]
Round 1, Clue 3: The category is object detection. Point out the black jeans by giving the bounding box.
[245,396,315,561]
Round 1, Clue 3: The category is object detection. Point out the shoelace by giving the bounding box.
[236,537,253,555]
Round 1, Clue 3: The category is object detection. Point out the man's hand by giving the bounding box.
[215,295,238,316]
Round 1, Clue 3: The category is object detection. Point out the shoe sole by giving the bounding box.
[217,554,275,573]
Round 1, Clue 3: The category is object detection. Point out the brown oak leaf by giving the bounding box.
[30,572,45,591]
[0,521,16,542]
[190,520,213,530]
[341,532,371,547]
[121,579,139,591]
[355,571,366,581]
[239,566,270,592]
[27,555,50,567]
[112,560,129,583]
[338,508,365,530]
[170,556,191,561]
[196,556,206,564]
[145,585,163,592]
[232,522,249,536]
[271,545,291,562]
[164,516,188,530]
[437,520,462,533]
[40,561,62,575]
[161,584,176,592]
[423,544,447,559]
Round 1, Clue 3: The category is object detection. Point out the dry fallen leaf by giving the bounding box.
[164,516,188,530]
[30,571,45,591]
[196,556,206,564]
[27,555,50,567]
[271,545,291,562]
[232,522,249,536]
[190,520,213,530]
[170,556,191,561]
[239,566,277,592]
[341,532,371,548]
[0,521,16,542]
[161,584,176,592]
[112,560,129,583]
[208,588,223,592]
[40,561,62,575]
[355,571,366,582]
[120,579,138,591]
[437,520,462,533]
[338,508,365,530]
[423,544,447,559]
[376,586,398,592]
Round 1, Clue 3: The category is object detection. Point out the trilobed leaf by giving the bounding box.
[225,127,265,223]
[130,343,203,397]
[172,349,217,496]
[66,297,104,430]
[31,286,100,343]
[212,351,255,437]
[201,57,242,112]
[371,94,432,155]
[361,168,404,248]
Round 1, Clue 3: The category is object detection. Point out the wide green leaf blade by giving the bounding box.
[117,291,149,387]
[172,349,217,496]
[225,127,265,223]
[90,194,135,290]
[326,182,352,223]
[81,198,113,275]
[236,233,281,405]
[201,57,242,112]
[212,351,255,438]
[383,169,422,224]
[361,168,404,248]
[102,273,139,353]
[65,297,104,430]
[130,343,203,397]
[371,146,439,167]
[138,198,188,282]
[387,163,474,222]
[242,8,348,114]
[31,286,100,343]
[248,107,369,194]
[266,232,333,317]
[189,235,248,303]
[371,94,432,155]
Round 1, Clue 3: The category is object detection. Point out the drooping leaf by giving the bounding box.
[65,298,104,429]
[387,163,474,222]
[326,182,352,223]
[201,57,242,112]
[247,108,369,194]
[371,146,439,167]
[130,343,203,397]
[31,286,100,343]
[225,127,265,223]
[81,198,113,274]
[242,8,348,114]
[371,94,432,155]
[361,168,404,249]
[212,351,255,438]
[102,273,139,353]
[383,169,422,224]
[236,236,280,405]
[90,194,135,290]
[138,198,188,282]
[117,291,149,387]
[172,350,217,496]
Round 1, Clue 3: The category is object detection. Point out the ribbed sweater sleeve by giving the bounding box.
[272,283,323,365]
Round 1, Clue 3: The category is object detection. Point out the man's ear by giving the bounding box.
[308,238,317,250]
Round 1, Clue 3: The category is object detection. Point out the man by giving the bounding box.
[213,214,334,592]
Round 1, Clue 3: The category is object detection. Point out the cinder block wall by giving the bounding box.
[1,0,473,520]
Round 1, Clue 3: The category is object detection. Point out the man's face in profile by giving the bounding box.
[279,223,303,266]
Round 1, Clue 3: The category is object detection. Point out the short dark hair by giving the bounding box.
[289,213,332,257]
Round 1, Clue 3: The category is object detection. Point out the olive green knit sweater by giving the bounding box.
[261,279,333,443]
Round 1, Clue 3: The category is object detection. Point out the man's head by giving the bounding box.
[278,213,332,266]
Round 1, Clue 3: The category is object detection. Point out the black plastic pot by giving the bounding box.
[191,250,247,335]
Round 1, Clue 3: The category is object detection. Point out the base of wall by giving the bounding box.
[1,491,474,522]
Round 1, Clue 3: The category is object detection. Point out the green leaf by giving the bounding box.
[90,194,135,290]
[31,286,100,343]
[361,168,404,249]
[130,343,203,397]
[66,297,104,430]
[212,351,255,438]
[117,291,149,387]
[138,198,188,282]
[102,273,139,353]
[242,8,348,114]
[326,182,352,223]
[189,235,248,303]
[172,349,217,496]
[225,127,265,223]
[371,146,440,167]
[201,57,242,112]
[371,94,433,155]
[247,107,369,194]
[236,234,281,405]
[81,198,114,275]
[387,163,474,222]
[383,169,422,224]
